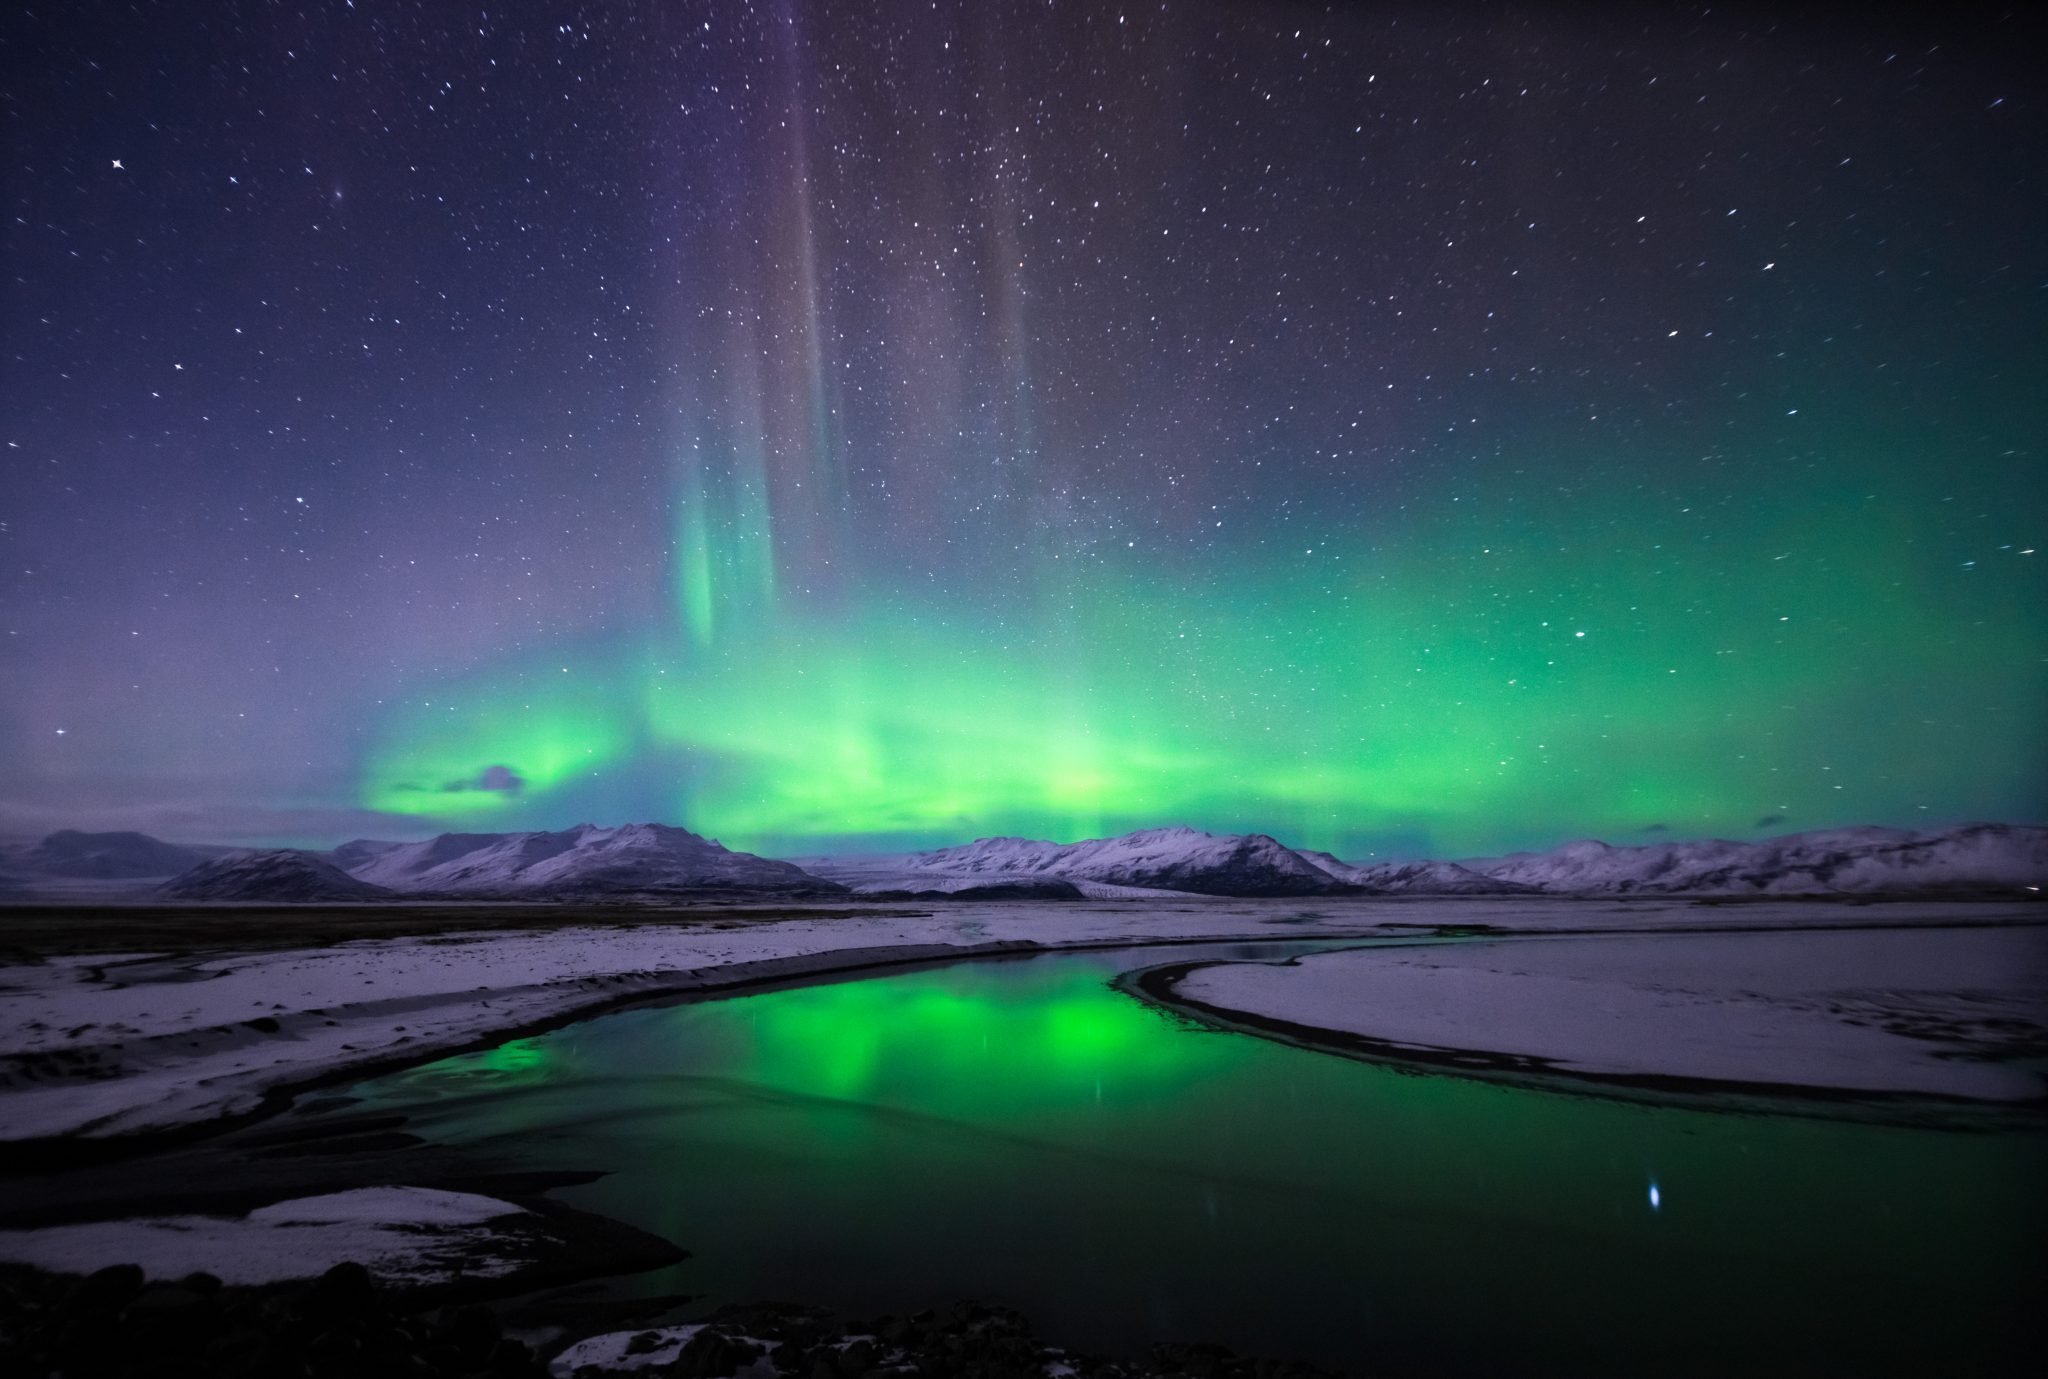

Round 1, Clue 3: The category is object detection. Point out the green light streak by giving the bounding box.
[363,669,631,817]
[361,427,2045,853]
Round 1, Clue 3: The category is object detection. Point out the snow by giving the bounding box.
[12,821,2043,903]
[810,822,2047,898]
[793,854,1216,899]
[1,897,2033,1142]
[1169,925,2048,1101]
[808,826,1345,896]
[547,1326,796,1377]
[161,849,394,901]
[0,1186,537,1285]
[0,901,1367,1140]
[550,1325,708,1375]
[246,1185,527,1227]
[329,822,829,897]
[1472,822,2048,894]
[1303,852,1533,894]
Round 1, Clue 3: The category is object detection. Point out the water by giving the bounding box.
[336,941,2044,1376]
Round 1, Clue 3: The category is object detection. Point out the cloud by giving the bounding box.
[441,764,525,796]
[1754,813,1787,830]
[1640,823,1670,834]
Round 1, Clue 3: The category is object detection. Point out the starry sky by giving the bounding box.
[3,1,2043,859]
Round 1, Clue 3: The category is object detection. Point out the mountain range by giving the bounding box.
[800,822,2047,898]
[2,820,2042,902]
[833,827,1351,897]
[1470,822,2048,895]
[15,829,229,879]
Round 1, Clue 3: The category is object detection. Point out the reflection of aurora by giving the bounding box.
[710,966,1225,1108]
[390,960,1238,1119]
[359,441,2039,858]
[341,947,2047,1379]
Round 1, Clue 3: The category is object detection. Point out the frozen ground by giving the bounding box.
[549,1325,710,1375]
[1,898,2037,1142]
[1168,925,2048,1101]
[0,1186,542,1285]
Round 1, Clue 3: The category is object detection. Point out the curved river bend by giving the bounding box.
[331,940,2044,1377]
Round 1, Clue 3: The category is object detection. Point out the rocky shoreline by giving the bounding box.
[0,1262,1337,1379]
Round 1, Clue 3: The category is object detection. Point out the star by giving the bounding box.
[111,159,123,170]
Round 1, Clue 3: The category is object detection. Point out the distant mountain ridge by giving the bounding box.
[327,822,842,898]
[806,821,2047,898]
[1302,852,1537,895]
[1471,822,2048,895]
[12,819,2045,903]
[895,826,1349,897]
[161,851,396,902]
[15,829,225,879]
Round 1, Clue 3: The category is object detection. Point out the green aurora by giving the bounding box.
[8,3,2042,854]
[363,420,2044,858]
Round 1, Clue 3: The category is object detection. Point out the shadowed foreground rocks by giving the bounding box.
[0,1261,547,1379]
[0,1265,1339,1379]
[566,1300,1340,1379]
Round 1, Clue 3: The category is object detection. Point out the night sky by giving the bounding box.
[4,2,2043,858]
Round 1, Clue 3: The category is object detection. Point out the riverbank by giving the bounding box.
[3,899,2036,1151]
[1123,920,2048,1121]
[5,910,2043,1376]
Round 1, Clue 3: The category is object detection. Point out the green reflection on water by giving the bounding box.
[350,947,2045,1378]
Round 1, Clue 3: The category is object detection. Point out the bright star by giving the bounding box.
[111,159,123,170]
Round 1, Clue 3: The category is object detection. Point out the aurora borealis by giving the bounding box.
[3,2,2042,857]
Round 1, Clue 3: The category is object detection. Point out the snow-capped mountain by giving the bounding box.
[37,818,2048,905]
[811,826,1350,897]
[161,851,397,902]
[807,821,2046,898]
[330,822,844,897]
[1473,823,2047,895]
[1302,852,1538,895]
[16,829,223,879]
[858,877,1090,901]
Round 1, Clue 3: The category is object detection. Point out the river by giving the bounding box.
[330,939,2044,1376]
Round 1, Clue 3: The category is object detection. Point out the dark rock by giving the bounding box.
[438,1301,502,1366]
[74,1261,146,1310]
[0,1262,1330,1379]
[313,1260,377,1308]
[670,1327,765,1378]
[491,1336,537,1371]
[128,1282,210,1313]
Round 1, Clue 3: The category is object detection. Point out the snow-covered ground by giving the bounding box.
[549,1324,711,1375]
[0,1186,542,1285]
[1,898,2035,1144]
[1167,925,2048,1101]
[0,900,1353,1141]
